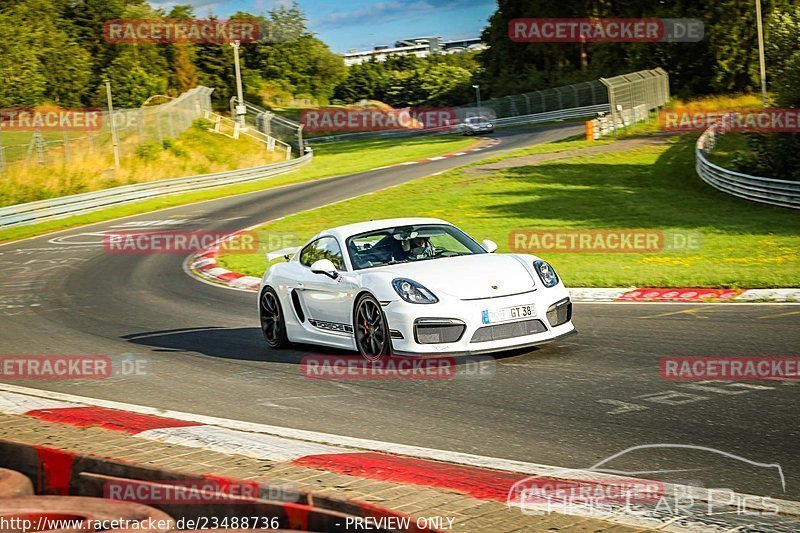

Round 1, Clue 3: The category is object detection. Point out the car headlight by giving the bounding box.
[533,260,559,288]
[392,278,438,304]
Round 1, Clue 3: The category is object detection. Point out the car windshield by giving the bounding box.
[346,224,485,270]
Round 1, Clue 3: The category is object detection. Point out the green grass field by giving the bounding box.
[0,134,477,243]
[218,134,800,288]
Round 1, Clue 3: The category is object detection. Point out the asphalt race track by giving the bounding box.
[1,123,798,502]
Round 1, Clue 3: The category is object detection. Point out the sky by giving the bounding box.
[148,0,497,53]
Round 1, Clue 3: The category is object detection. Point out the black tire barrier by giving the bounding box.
[0,496,175,532]
[0,468,34,499]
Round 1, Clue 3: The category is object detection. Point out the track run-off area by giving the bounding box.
[0,123,798,530]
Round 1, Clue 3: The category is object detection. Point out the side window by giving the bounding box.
[299,237,345,270]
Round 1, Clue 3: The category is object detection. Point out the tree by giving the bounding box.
[94,48,168,107]
[737,7,800,181]
[0,0,92,105]
[91,4,172,107]
[476,0,794,99]
[252,3,345,105]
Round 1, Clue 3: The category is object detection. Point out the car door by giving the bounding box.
[296,236,357,335]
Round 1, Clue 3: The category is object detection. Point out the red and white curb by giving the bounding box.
[190,247,262,291]
[190,251,800,304]
[1,383,798,532]
[371,138,501,170]
[569,287,800,303]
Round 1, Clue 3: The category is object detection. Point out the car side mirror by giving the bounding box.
[481,239,498,253]
[310,259,339,279]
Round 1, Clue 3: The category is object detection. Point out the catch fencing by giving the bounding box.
[696,125,800,209]
[204,111,293,160]
[594,68,670,136]
[0,87,214,173]
[232,99,305,154]
[462,80,608,119]
[306,68,669,143]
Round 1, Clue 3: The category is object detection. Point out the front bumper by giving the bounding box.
[383,288,575,356]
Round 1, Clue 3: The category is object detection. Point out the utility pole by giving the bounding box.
[755,0,768,107]
[105,80,120,170]
[472,84,482,118]
[231,41,246,126]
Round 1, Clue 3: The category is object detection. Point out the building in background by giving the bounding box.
[343,36,484,66]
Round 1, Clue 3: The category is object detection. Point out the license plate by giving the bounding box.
[481,304,535,324]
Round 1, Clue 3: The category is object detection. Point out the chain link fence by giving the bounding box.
[300,68,670,143]
[460,80,609,120]
[0,87,214,173]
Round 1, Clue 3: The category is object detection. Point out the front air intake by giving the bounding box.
[470,319,547,343]
[414,319,465,344]
[546,298,572,327]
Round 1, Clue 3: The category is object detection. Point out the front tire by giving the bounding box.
[354,294,391,360]
[260,287,290,349]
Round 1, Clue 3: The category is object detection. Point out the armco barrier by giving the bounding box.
[0,440,436,533]
[306,103,609,144]
[491,104,610,128]
[0,153,313,229]
[696,125,800,209]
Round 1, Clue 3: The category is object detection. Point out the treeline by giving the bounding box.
[737,7,800,180]
[478,0,795,100]
[320,0,800,107]
[0,0,797,113]
[332,53,480,108]
[0,0,345,109]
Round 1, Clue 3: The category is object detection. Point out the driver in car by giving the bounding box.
[404,236,434,260]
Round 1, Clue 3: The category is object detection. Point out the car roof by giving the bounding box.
[317,218,451,240]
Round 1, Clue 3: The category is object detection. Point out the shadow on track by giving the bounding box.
[121,327,546,365]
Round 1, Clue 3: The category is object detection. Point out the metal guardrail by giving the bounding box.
[492,104,610,127]
[696,125,800,210]
[307,104,610,144]
[0,153,313,228]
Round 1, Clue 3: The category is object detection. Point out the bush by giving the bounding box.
[736,133,800,181]
[135,142,162,161]
[161,138,188,158]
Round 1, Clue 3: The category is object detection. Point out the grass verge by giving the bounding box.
[218,134,799,288]
[0,119,284,206]
[0,134,477,244]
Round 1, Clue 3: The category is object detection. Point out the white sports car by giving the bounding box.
[258,218,575,357]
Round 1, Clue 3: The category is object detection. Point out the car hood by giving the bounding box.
[376,254,536,300]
